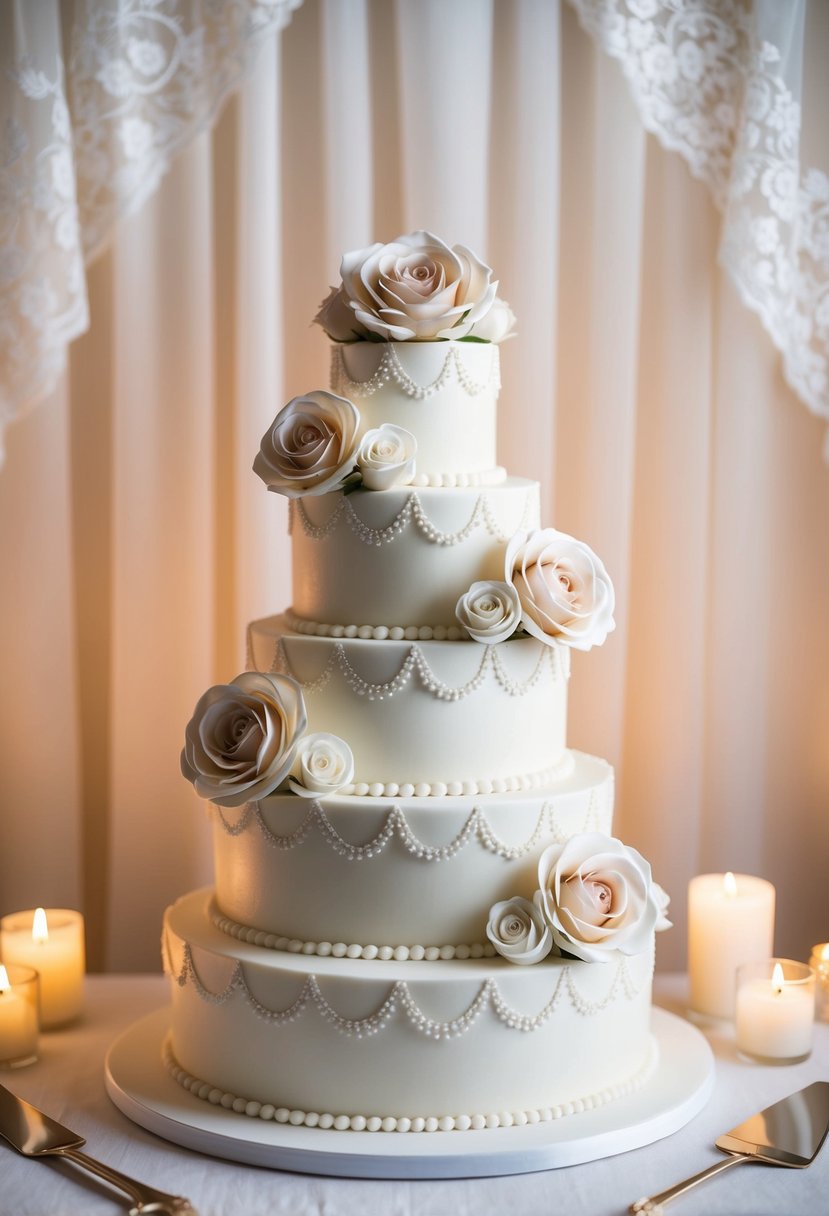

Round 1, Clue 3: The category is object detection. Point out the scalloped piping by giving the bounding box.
[163,1035,658,1133]
[164,938,647,1036]
[285,609,467,642]
[288,485,534,546]
[269,636,569,700]
[211,780,611,863]
[210,908,498,962]
[331,341,500,401]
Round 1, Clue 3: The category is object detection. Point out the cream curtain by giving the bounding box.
[1,0,827,973]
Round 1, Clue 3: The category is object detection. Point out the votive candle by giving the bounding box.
[688,872,775,1020]
[735,959,815,1064]
[0,908,85,1028]
[0,964,39,1068]
[809,943,829,1022]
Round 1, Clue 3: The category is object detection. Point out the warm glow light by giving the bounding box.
[0,964,10,993]
[32,907,48,944]
[724,871,737,897]
[772,962,785,995]
[820,944,829,962]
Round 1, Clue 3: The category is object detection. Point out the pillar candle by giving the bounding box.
[688,872,775,1020]
[0,908,85,1028]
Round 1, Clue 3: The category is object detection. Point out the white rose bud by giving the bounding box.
[289,732,355,798]
[455,580,521,644]
[253,391,361,498]
[504,528,615,652]
[314,285,369,342]
[356,424,417,491]
[333,230,498,341]
[537,833,659,963]
[486,893,553,966]
[181,672,307,807]
[467,297,517,343]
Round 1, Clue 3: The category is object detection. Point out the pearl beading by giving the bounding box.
[210,907,498,962]
[163,1036,657,1133]
[269,637,568,701]
[331,341,500,402]
[212,783,610,864]
[285,609,467,642]
[165,938,647,1038]
[289,485,534,547]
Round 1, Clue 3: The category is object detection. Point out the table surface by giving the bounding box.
[1,974,826,1216]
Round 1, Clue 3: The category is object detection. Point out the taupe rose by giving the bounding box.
[356,424,417,490]
[455,580,521,644]
[289,732,355,798]
[316,230,498,342]
[181,671,307,807]
[504,528,615,651]
[253,391,360,498]
[537,833,659,963]
[486,893,552,965]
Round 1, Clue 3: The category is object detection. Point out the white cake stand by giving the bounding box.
[105,1006,714,1180]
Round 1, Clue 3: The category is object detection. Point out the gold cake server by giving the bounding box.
[631,1080,829,1213]
[0,1080,196,1214]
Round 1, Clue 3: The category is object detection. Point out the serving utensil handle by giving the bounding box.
[630,1153,756,1213]
[59,1146,196,1214]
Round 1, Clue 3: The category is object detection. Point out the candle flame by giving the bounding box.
[772,962,785,995]
[32,907,49,944]
[0,964,10,993]
[723,871,737,897]
[820,944,829,962]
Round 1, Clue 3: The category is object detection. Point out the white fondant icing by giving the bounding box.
[289,479,539,629]
[248,622,569,788]
[330,342,500,477]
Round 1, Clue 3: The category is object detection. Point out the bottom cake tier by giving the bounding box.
[163,890,657,1132]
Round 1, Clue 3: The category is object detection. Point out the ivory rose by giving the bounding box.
[317,230,498,342]
[504,528,615,651]
[181,672,307,807]
[356,424,417,490]
[486,893,552,965]
[253,391,360,498]
[289,732,355,798]
[455,580,521,644]
[467,297,517,343]
[537,833,659,963]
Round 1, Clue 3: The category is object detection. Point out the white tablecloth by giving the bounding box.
[1,974,827,1216]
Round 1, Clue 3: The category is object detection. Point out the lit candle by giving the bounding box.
[0,908,85,1028]
[0,964,39,1068]
[688,872,775,1020]
[809,943,829,1022]
[735,960,815,1064]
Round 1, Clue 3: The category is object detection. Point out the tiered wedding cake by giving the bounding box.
[164,233,669,1134]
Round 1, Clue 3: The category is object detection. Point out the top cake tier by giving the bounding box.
[330,341,503,486]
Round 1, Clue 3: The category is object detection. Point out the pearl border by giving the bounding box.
[286,609,467,642]
[163,1035,658,1133]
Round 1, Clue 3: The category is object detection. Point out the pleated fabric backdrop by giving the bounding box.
[1,0,827,972]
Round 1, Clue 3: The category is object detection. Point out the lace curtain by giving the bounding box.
[0,0,301,459]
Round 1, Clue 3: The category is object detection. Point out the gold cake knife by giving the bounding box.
[0,1080,196,1214]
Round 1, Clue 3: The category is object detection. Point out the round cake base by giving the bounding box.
[105,1006,713,1179]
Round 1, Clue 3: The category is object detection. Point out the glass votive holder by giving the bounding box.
[735,958,815,1065]
[808,944,829,1022]
[0,964,40,1069]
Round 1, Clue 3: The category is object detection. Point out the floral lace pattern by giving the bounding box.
[569,0,829,441]
[0,0,302,458]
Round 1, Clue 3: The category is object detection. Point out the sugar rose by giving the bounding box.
[537,833,658,963]
[320,230,498,342]
[253,391,360,498]
[486,894,552,965]
[181,671,307,807]
[289,732,355,798]
[467,297,516,343]
[504,528,615,651]
[455,580,521,644]
[356,424,417,490]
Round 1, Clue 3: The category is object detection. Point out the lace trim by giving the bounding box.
[269,637,569,700]
[331,342,500,401]
[289,486,535,546]
[570,0,829,440]
[163,1035,658,1131]
[165,939,647,1037]
[211,784,609,862]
